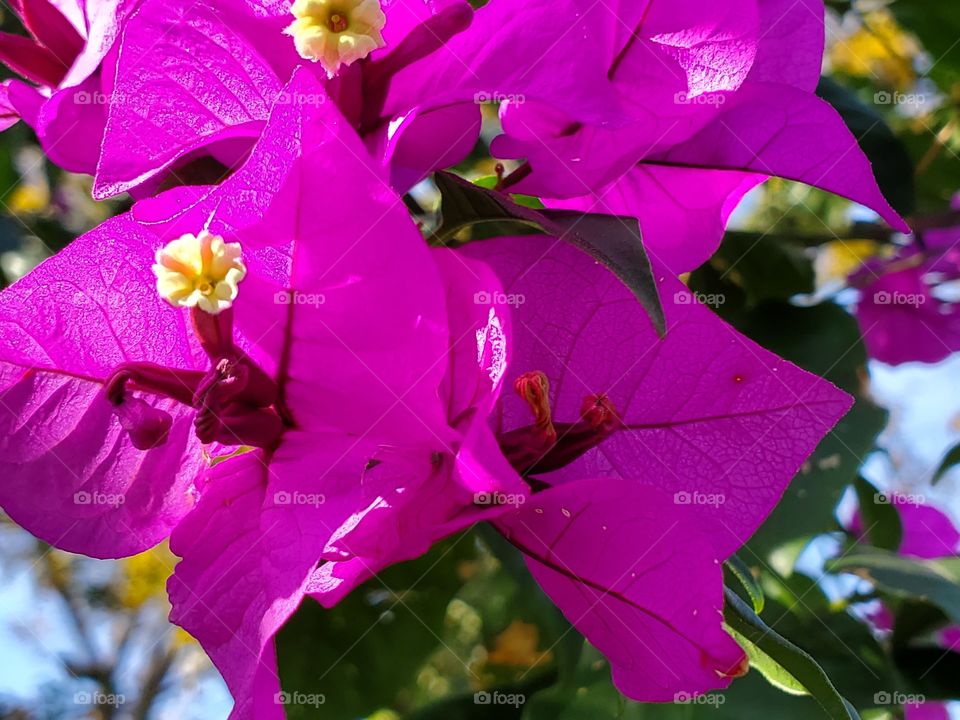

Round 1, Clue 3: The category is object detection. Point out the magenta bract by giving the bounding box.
[0,67,855,715]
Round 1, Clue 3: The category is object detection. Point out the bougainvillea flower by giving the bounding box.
[485,0,909,273]
[851,494,960,560]
[461,237,851,698]
[465,237,854,557]
[905,702,951,720]
[464,238,850,700]
[308,231,852,700]
[94,0,624,198]
[894,498,960,558]
[853,221,960,365]
[4,69,851,710]
[0,0,127,173]
[0,71,521,717]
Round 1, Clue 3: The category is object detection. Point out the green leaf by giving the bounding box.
[891,646,960,701]
[521,645,626,720]
[827,547,960,624]
[891,600,953,649]
[758,590,894,709]
[276,534,479,719]
[816,77,915,217]
[891,2,960,85]
[431,171,665,335]
[406,675,556,720]
[725,625,807,696]
[723,589,861,720]
[901,127,960,213]
[471,524,580,686]
[932,441,960,484]
[473,175,544,209]
[852,476,903,551]
[759,569,831,619]
[724,556,765,614]
[936,557,960,582]
[709,231,815,304]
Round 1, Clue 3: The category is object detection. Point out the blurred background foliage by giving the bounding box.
[2,0,960,718]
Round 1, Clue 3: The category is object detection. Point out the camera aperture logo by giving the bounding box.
[474,691,525,708]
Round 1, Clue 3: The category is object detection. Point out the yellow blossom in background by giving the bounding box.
[366,711,400,720]
[172,626,196,648]
[814,239,884,290]
[486,620,553,669]
[830,10,919,90]
[9,182,49,215]
[120,543,176,610]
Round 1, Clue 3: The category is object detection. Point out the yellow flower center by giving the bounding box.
[285,0,387,78]
[152,230,246,315]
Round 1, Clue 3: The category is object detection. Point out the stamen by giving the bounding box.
[498,375,625,476]
[112,396,173,451]
[105,237,284,452]
[153,230,246,315]
[286,0,387,78]
[105,363,205,407]
[580,394,623,433]
[514,371,556,444]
